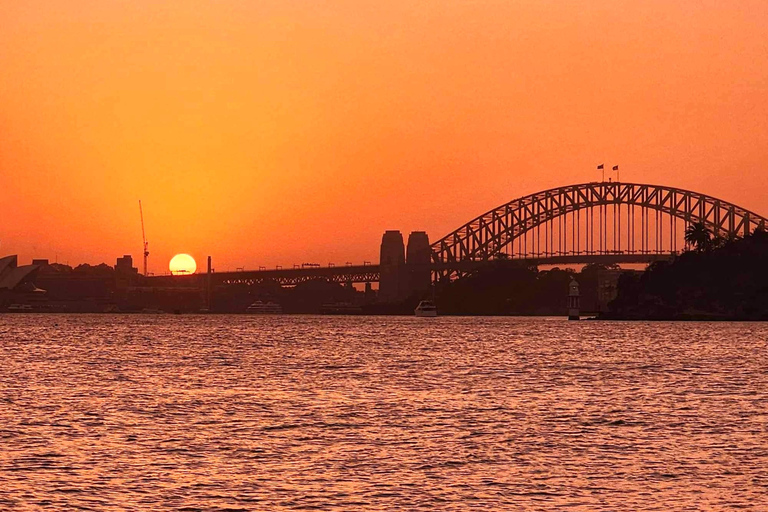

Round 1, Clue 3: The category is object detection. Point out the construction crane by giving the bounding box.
[139,200,149,276]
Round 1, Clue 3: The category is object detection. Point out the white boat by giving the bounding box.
[414,300,437,317]
[7,304,33,312]
[246,301,283,314]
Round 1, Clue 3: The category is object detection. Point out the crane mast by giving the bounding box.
[139,200,149,276]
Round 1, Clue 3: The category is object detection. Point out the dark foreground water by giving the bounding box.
[0,315,766,511]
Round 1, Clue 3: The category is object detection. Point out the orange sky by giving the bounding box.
[2,1,767,273]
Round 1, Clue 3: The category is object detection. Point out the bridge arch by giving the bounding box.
[430,182,768,272]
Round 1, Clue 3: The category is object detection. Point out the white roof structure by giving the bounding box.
[0,255,16,276]
[0,255,41,291]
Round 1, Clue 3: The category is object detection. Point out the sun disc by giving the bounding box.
[169,253,197,275]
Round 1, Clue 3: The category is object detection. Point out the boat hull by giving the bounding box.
[246,301,283,314]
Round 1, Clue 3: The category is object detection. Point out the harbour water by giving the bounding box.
[0,315,766,510]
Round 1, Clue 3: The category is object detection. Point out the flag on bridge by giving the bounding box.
[612,165,619,171]
[597,164,604,170]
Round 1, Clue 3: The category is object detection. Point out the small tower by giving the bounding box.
[568,278,580,320]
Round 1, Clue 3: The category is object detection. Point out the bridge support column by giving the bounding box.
[406,231,432,298]
[379,231,407,302]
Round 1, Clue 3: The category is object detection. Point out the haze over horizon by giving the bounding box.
[2,1,767,272]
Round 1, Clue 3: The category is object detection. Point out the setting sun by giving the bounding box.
[169,254,197,275]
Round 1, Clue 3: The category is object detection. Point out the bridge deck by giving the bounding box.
[147,253,673,287]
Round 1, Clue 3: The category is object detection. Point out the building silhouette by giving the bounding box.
[116,255,138,274]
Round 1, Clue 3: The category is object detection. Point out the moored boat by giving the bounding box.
[414,300,437,317]
[246,301,283,314]
[6,304,33,312]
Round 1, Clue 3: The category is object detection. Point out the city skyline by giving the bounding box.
[3,1,767,270]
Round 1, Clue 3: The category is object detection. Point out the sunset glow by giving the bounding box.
[2,3,767,508]
[2,1,768,271]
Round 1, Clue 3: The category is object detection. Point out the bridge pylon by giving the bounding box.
[379,230,406,302]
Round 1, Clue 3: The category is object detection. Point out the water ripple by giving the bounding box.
[0,314,767,510]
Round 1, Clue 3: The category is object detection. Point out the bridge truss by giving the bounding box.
[431,182,768,281]
[214,265,380,287]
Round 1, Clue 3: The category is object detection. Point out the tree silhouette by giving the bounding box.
[608,229,768,320]
[684,222,711,251]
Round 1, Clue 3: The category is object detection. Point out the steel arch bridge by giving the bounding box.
[151,181,768,290]
[431,182,768,280]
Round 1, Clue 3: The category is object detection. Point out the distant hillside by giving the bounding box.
[605,230,768,320]
[434,260,609,316]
